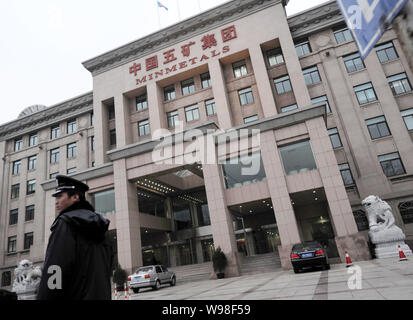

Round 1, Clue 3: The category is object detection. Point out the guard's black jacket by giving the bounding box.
[37,200,113,300]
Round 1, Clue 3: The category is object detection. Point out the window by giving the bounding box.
[108,105,115,120]
[279,141,317,175]
[328,128,343,149]
[303,66,321,86]
[136,94,148,111]
[267,48,284,66]
[91,161,95,167]
[401,108,413,130]
[354,83,377,105]
[244,115,259,124]
[51,125,60,139]
[379,152,406,177]
[181,78,195,96]
[233,60,248,78]
[274,75,292,94]
[311,95,331,113]
[29,134,38,147]
[201,72,211,89]
[27,180,36,195]
[67,143,77,158]
[24,233,33,250]
[343,53,365,73]
[50,148,60,164]
[387,73,412,96]
[295,39,312,57]
[91,136,95,152]
[67,167,76,174]
[28,155,37,171]
[25,205,35,221]
[339,163,355,185]
[205,99,216,116]
[334,26,353,44]
[238,87,254,106]
[8,236,17,253]
[164,85,176,101]
[9,209,18,225]
[11,184,19,199]
[90,112,94,126]
[110,129,116,146]
[14,138,23,152]
[221,152,266,189]
[91,189,116,216]
[185,105,200,122]
[376,42,398,63]
[67,119,77,134]
[166,111,179,128]
[138,119,150,136]
[398,202,413,225]
[366,116,391,140]
[12,160,22,175]
[50,172,58,179]
[1,271,11,287]
[281,104,298,113]
[353,210,369,231]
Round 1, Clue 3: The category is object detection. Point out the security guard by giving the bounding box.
[37,175,113,300]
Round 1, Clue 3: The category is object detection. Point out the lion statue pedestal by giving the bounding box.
[362,196,412,259]
[12,260,42,300]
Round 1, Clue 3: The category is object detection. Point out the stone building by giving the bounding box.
[1,0,413,288]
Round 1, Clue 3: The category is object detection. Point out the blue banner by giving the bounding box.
[336,0,408,59]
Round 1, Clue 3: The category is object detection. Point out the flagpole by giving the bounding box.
[176,0,182,21]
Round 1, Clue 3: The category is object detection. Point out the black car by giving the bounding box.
[290,241,330,273]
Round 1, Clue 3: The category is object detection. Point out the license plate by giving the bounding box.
[134,276,142,280]
[301,253,313,258]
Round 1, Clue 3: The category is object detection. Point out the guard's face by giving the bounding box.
[55,192,79,213]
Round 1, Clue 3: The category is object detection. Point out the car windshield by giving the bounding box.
[136,267,153,273]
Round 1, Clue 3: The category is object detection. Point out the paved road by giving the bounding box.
[115,257,413,300]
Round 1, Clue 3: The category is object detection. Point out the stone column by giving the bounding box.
[114,94,132,148]
[0,141,8,266]
[306,117,371,262]
[93,96,110,165]
[203,162,240,277]
[208,59,233,130]
[147,82,167,132]
[249,45,278,117]
[275,7,312,107]
[260,131,301,269]
[113,159,142,274]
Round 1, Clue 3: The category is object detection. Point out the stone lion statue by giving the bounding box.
[12,260,42,294]
[361,195,396,232]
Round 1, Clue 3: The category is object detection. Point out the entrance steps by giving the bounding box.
[240,252,282,275]
[169,262,212,283]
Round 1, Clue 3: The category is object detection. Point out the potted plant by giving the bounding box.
[212,247,228,279]
[113,264,127,292]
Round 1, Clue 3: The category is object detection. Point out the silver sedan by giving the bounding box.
[128,265,176,293]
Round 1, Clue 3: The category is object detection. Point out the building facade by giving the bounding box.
[1,0,413,288]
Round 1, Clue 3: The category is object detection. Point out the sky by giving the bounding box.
[0,0,330,126]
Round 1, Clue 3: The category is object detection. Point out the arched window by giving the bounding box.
[353,210,369,231]
[398,201,413,225]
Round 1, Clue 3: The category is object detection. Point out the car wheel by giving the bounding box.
[170,276,176,287]
[293,267,300,274]
[323,264,330,270]
[132,288,139,294]
[153,280,161,291]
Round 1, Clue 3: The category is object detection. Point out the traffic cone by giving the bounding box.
[114,286,117,300]
[124,283,128,300]
[345,250,353,267]
[128,283,132,300]
[398,245,408,261]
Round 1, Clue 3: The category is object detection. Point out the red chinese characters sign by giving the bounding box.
[129,25,238,85]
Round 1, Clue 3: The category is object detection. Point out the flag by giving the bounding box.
[157,1,168,11]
